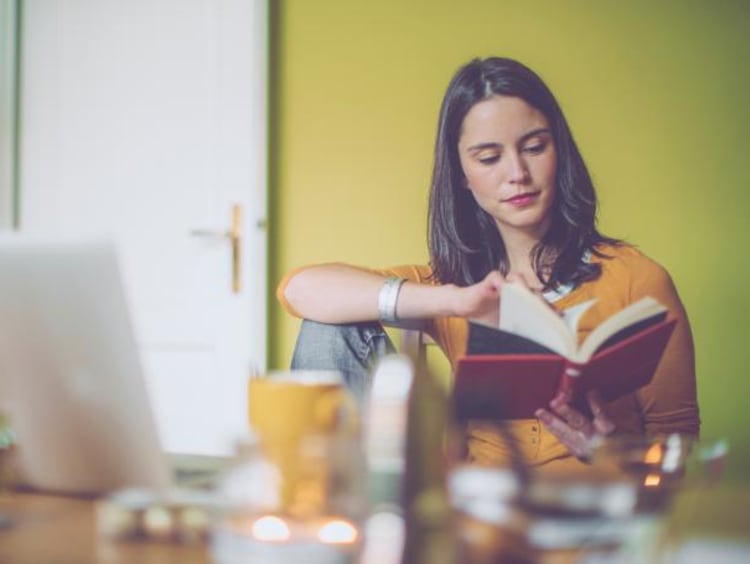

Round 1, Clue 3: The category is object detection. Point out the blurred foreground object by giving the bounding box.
[360,353,413,564]
[97,487,218,544]
[591,434,729,513]
[0,411,16,489]
[211,430,365,563]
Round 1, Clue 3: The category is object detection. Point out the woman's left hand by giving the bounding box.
[534,390,615,460]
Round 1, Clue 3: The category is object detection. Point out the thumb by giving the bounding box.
[483,269,506,290]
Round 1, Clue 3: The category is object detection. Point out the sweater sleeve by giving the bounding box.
[629,258,701,437]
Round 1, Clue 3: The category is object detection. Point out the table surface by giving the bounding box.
[2,484,749,564]
[0,491,209,564]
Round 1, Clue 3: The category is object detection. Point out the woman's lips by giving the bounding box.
[503,192,540,207]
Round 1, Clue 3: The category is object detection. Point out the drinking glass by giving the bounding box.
[211,432,367,564]
[588,434,731,561]
[590,434,729,513]
[211,369,366,564]
[445,426,642,562]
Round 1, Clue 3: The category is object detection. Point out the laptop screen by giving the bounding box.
[0,236,172,494]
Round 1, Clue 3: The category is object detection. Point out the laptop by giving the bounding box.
[0,236,196,495]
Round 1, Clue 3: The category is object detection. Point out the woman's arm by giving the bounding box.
[279,263,507,325]
[634,269,700,437]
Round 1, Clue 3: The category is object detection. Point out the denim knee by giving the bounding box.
[290,319,395,403]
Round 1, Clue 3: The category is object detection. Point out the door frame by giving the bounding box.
[0,0,20,230]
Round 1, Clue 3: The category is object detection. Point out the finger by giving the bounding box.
[592,418,614,437]
[587,389,605,416]
[549,395,593,436]
[587,390,615,435]
[483,270,506,289]
[535,409,591,459]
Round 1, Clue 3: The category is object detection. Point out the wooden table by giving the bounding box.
[0,491,209,564]
[2,484,749,564]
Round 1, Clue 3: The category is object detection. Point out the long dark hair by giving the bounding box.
[427,57,619,289]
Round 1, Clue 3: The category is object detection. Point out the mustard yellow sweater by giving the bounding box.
[278,244,700,471]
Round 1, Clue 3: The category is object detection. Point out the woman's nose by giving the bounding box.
[507,154,530,183]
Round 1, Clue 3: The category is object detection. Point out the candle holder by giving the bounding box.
[211,432,366,564]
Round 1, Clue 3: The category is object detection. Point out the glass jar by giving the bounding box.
[211,432,366,564]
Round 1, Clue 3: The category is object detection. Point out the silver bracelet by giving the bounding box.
[378,277,406,323]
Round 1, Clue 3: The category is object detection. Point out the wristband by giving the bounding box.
[378,277,406,323]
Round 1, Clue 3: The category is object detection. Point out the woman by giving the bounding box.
[278,57,699,469]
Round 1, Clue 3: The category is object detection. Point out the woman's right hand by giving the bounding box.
[535,390,615,460]
[450,270,506,326]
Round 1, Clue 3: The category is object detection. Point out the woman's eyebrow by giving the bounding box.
[466,127,552,153]
[519,127,552,143]
[466,141,501,152]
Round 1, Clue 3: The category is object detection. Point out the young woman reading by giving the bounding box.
[277,57,699,470]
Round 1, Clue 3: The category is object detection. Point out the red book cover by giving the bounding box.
[452,317,676,420]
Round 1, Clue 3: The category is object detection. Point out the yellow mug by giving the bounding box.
[247,370,358,514]
[248,370,357,442]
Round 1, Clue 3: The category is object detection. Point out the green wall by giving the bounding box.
[269,0,750,481]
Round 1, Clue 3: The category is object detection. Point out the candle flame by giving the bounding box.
[644,443,663,465]
[643,473,661,487]
[318,519,358,545]
[251,515,291,542]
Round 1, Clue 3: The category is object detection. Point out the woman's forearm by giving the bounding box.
[281,263,458,324]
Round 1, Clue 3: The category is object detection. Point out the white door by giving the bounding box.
[18,0,267,455]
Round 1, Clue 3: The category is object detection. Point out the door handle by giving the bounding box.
[190,204,242,293]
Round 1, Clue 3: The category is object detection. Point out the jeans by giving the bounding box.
[290,319,396,404]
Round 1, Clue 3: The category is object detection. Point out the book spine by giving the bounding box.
[558,360,584,398]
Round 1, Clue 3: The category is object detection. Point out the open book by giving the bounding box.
[452,283,676,420]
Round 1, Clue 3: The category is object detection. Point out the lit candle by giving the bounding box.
[317,519,358,545]
[251,515,291,542]
[644,443,663,466]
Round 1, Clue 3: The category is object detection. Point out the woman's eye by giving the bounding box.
[478,155,500,165]
[523,143,546,155]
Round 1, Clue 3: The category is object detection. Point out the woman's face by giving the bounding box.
[457,95,557,241]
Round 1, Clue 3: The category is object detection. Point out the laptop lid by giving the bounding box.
[0,236,172,495]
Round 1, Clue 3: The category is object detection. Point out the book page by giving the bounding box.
[561,298,597,335]
[499,283,576,358]
[577,296,667,362]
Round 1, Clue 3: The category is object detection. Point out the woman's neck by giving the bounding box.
[501,229,547,290]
